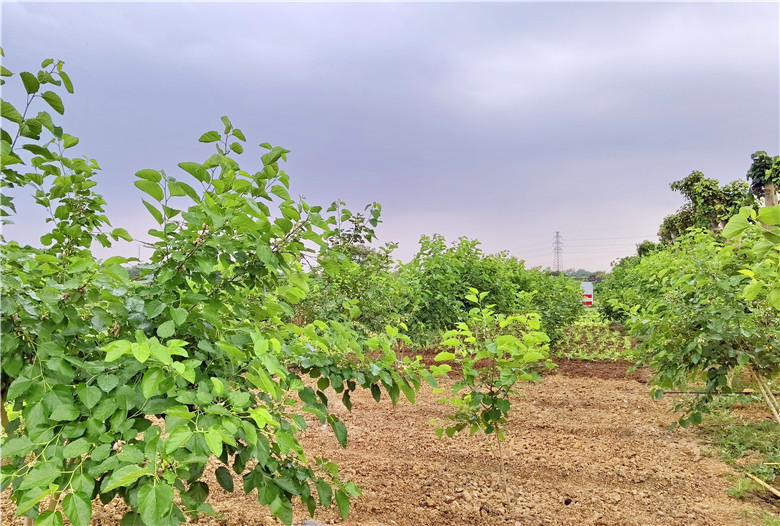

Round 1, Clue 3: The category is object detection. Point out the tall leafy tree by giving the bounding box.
[746,150,780,207]
[658,171,756,243]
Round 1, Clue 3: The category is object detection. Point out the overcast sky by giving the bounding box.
[2,1,778,271]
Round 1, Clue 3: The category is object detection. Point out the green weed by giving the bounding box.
[553,310,637,361]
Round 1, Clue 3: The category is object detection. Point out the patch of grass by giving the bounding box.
[701,396,780,517]
[553,310,638,361]
[729,477,763,498]
[714,420,780,482]
[763,511,780,526]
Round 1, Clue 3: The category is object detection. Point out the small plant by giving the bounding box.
[728,477,763,499]
[431,289,551,505]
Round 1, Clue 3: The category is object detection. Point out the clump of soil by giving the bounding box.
[2,362,772,525]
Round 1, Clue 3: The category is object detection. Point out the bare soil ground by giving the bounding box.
[3,360,775,525]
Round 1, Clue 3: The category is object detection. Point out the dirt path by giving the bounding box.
[2,361,773,525]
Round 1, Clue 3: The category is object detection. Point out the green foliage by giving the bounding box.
[1,56,425,525]
[700,393,779,505]
[431,289,551,440]
[611,230,780,426]
[746,151,780,200]
[563,268,607,282]
[715,420,780,483]
[296,202,414,335]
[399,235,582,344]
[595,255,642,323]
[658,171,757,244]
[723,205,780,311]
[429,290,551,505]
[553,310,637,361]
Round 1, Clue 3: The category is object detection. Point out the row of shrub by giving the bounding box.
[296,230,584,347]
[596,218,780,427]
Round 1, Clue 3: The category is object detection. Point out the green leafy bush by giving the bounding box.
[399,235,582,344]
[295,204,414,335]
[613,230,780,427]
[1,55,427,525]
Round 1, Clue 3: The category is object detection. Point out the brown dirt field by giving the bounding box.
[2,362,776,525]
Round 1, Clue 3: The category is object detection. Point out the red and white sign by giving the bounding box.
[580,282,593,307]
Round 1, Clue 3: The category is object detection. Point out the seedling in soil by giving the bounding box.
[430,289,551,505]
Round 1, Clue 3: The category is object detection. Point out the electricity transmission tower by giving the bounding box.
[552,231,563,272]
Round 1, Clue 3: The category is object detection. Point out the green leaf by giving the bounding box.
[59,71,74,94]
[178,162,209,184]
[109,228,133,242]
[232,129,246,141]
[63,492,92,526]
[41,91,65,115]
[199,131,220,143]
[434,351,456,361]
[132,342,150,363]
[269,495,293,526]
[171,180,199,201]
[135,179,164,201]
[149,342,172,365]
[141,368,165,398]
[744,280,762,301]
[157,320,175,339]
[270,185,290,201]
[275,429,294,454]
[204,427,223,457]
[104,340,132,362]
[757,205,780,226]
[62,134,79,149]
[1,436,34,457]
[1,99,24,123]
[136,169,162,182]
[35,511,64,526]
[18,461,61,490]
[722,213,750,239]
[138,482,174,525]
[769,288,780,310]
[63,438,91,458]
[20,72,40,94]
[16,487,54,515]
[316,480,332,506]
[164,425,193,454]
[103,464,150,492]
[331,418,347,448]
[335,489,350,520]
[185,481,209,505]
[274,476,300,495]
[143,200,164,224]
[98,374,119,393]
[215,466,234,492]
[170,307,188,325]
[230,142,243,154]
[50,404,79,422]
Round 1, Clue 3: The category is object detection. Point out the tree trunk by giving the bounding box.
[765,182,778,207]
[0,402,9,432]
[753,369,780,426]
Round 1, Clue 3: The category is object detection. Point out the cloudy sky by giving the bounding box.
[2,1,778,270]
